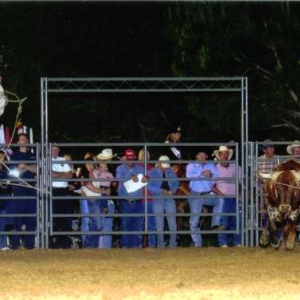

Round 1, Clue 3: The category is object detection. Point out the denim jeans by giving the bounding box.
[0,209,8,248]
[80,198,106,248]
[143,201,156,248]
[153,197,177,248]
[188,192,224,247]
[6,188,37,249]
[80,199,89,245]
[119,199,143,248]
[99,200,115,249]
[218,198,242,246]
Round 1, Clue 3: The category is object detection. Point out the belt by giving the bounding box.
[192,191,211,195]
[127,199,141,204]
[200,191,211,195]
[100,186,110,190]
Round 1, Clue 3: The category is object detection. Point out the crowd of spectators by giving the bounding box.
[3,132,298,250]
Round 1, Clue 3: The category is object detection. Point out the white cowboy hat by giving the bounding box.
[158,155,171,168]
[286,141,300,154]
[213,146,234,161]
[96,148,116,160]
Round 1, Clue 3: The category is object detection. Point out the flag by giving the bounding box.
[5,127,12,144]
[0,82,8,117]
[0,124,6,145]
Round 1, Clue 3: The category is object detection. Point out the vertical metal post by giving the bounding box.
[35,143,41,249]
[248,141,255,246]
[254,141,260,246]
[40,78,50,249]
[241,77,249,246]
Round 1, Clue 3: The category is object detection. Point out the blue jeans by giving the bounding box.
[6,188,37,249]
[153,197,177,248]
[99,200,115,249]
[119,199,143,248]
[0,209,8,248]
[143,201,156,248]
[80,199,89,245]
[188,192,224,247]
[80,199,106,248]
[218,198,242,246]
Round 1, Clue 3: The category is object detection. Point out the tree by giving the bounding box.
[164,2,300,141]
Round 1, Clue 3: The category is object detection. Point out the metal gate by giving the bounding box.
[4,140,298,249]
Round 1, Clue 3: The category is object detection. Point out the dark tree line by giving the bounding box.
[166,2,300,142]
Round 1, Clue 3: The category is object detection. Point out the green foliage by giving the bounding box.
[165,2,300,141]
[197,46,209,71]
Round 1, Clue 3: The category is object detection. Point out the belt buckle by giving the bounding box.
[129,199,134,204]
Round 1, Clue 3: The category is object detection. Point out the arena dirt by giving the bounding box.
[0,247,299,300]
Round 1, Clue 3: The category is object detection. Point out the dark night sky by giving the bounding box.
[1,2,180,142]
[2,2,297,144]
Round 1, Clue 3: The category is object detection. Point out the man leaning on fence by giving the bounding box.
[212,146,242,247]
[116,149,148,249]
[6,133,37,250]
[257,140,278,233]
[186,149,224,248]
[51,145,73,249]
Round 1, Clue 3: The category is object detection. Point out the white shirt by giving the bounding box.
[52,156,72,188]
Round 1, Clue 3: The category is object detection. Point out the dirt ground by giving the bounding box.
[1,246,300,300]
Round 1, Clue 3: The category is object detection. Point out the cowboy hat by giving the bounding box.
[96,148,116,160]
[286,141,300,154]
[213,146,234,161]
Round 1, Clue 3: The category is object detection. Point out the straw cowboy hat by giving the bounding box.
[213,146,234,160]
[96,148,116,160]
[286,141,300,154]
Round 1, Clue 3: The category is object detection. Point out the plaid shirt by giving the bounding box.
[257,154,279,226]
[258,154,279,175]
[258,153,279,193]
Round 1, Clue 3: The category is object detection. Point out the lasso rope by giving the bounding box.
[259,172,300,190]
[275,181,300,189]
[0,89,50,195]
[1,90,27,147]
[0,160,50,195]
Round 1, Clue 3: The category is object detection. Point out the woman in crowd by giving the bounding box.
[96,148,116,249]
[80,156,110,248]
